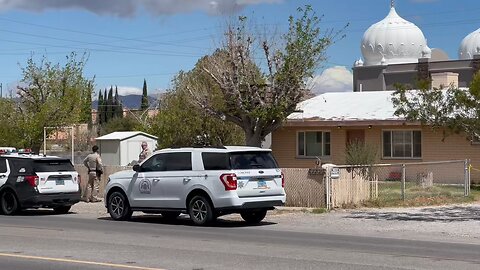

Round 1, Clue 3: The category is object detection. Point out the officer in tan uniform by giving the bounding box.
[138,141,152,163]
[82,145,103,202]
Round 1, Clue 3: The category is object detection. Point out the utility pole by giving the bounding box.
[0,83,3,98]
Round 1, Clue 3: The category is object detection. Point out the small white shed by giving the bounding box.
[95,131,158,166]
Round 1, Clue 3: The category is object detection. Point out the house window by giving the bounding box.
[383,130,421,158]
[297,131,330,157]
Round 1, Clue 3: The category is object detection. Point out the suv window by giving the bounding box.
[0,158,6,173]
[10,159,33,175]
[202,151,278,170]
[202,153,230,170]
[34,159,74,172]
[229,151,278,170]
[142,152,192,172]
[164,152,192,171]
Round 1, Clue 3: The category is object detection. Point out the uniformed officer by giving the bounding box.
[138,141,151,163]
[82,145,103,203]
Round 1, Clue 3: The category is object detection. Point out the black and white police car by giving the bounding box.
[105,146,286,225]
[0,153,81,215]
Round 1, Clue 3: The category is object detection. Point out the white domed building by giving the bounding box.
[359,6,431,66]
[353,4,480,92]
[459,28,480,60]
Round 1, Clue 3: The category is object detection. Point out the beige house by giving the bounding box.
[271,90,480,184]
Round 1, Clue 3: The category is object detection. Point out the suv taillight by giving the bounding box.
[25,175,39,187]
[281,172,285,188]
[220,173,237,191]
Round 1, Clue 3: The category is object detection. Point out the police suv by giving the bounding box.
[0,153,81,215]
[105,146,286,225]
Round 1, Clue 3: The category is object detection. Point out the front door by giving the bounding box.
[129,154,166,208]
[155,152,194,209]
[346,129,365,145]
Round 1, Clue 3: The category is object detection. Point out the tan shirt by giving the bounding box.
[138,148,152,163]
[83,152,103,172]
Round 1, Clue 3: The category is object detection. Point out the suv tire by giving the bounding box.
[53,206,71,214]
[188,195,213,226]
[0,190,19,215]
[108,191,133,221]
[241,209,267,224]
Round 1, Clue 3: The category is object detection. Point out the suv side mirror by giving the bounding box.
[133,164,141,172]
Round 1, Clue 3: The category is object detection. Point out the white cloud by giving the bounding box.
[307,66,353,95]
[98,86,165,96]
[0,0,282,17]
[107,86,142,96]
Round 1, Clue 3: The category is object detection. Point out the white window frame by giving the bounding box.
[382,130,422,159]
[296,130,331,158]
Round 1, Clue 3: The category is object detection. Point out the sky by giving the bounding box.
[0,0,479,97]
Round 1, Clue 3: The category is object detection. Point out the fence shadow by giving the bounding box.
[345,206,480,222]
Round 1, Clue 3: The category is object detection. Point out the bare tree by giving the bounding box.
[187,6,347,146]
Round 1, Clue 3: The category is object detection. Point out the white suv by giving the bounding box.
[105,146,286,225]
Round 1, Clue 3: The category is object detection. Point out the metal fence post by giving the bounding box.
[469,159,472,194]
[401,164,406,201]
[325,166,331,210]
[464,159,470,197]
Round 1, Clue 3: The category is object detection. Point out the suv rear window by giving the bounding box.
[202,151,278,170]
[34,159,74,172]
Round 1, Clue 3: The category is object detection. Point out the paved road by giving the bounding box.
[0,211,479,270]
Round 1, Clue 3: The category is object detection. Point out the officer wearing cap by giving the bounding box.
[82,145,103,203]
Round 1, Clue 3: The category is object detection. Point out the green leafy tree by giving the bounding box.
[102,89,107,124]
[187,6,347,146]
[106,86,114,122]
[392,71,480,140]
[141,79,149,111]
[80,81,93,127]
[9,52,94,151]
[0,98,23,147]
[97,90,104,125]
[114,86,123,118]
[99,115,143,136]
[150,71,244,148]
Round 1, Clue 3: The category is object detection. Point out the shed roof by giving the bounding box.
[96,131,158,141]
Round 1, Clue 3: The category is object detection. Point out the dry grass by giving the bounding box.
[363,182,480,208]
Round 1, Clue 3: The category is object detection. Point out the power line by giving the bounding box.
[0,16,217,50]
[0,28,207,56]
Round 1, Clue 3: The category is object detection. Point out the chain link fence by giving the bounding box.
[325,159,471,209]
[282,168,325,208]
[73,160,471,209]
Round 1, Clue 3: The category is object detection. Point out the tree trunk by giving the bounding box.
[31,144,42,155]
[245,130,263,147]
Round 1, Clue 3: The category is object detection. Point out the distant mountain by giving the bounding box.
[92,95,158,110]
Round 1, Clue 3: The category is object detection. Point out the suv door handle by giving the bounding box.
[152,178,160,182]
[183,177,192,182]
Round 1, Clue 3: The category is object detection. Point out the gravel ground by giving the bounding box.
[71,201,480,244]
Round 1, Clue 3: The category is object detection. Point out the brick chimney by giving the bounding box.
[431,72,459,89]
